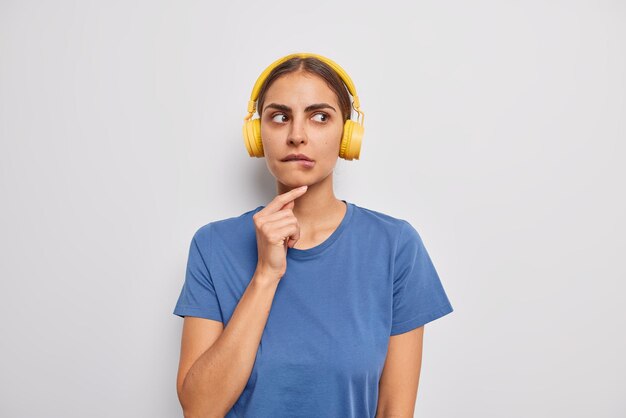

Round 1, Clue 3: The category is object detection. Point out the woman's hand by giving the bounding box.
[253,185,308,282]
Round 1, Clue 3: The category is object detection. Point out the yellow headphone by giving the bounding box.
[242,52,365,161]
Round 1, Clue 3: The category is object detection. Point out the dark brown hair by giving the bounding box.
[256,57,352,123]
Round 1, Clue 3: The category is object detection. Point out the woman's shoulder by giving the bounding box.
[350,201,413,233]
[192,205,263,242]
[350,202,428,251]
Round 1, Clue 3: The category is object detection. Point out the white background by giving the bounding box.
[1,1,624,417]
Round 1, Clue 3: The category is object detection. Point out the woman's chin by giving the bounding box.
[276,178,312,190]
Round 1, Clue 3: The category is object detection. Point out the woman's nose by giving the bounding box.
[287,117,307,145]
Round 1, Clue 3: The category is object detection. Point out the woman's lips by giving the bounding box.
[284,159,315,168]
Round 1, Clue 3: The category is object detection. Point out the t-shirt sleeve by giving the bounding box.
[390,220,453,335]
[173,226,223,322]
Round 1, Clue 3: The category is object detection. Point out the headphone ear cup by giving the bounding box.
[242,118,264,157]
[339,120,364,160]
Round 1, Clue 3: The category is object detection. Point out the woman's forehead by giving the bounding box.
[263,72,339,106]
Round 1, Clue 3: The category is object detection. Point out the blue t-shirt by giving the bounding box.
[173,200,453,417]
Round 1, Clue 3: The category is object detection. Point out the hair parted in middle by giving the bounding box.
[255,56,353,124]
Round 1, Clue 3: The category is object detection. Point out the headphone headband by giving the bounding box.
[245,52,361,119]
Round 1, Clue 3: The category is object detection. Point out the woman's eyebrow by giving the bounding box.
[306,103,337,113]
[264,103,337,113]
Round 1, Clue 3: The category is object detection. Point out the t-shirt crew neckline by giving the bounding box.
[253,200,354,260]
[287,200,353,260]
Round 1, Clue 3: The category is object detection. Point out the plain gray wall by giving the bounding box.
[1,1,624,417]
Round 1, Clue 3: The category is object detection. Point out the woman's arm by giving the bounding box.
[375,326,425,418]
[177,271,279,418]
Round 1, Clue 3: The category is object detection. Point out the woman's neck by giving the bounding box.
[276,175,344,229]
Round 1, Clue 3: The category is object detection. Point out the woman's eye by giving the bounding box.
[271,113,288,123]
[312,113,328,123]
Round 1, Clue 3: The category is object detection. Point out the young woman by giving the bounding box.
[173,52,454,418]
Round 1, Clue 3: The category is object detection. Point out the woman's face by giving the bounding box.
[259,71,344,190]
